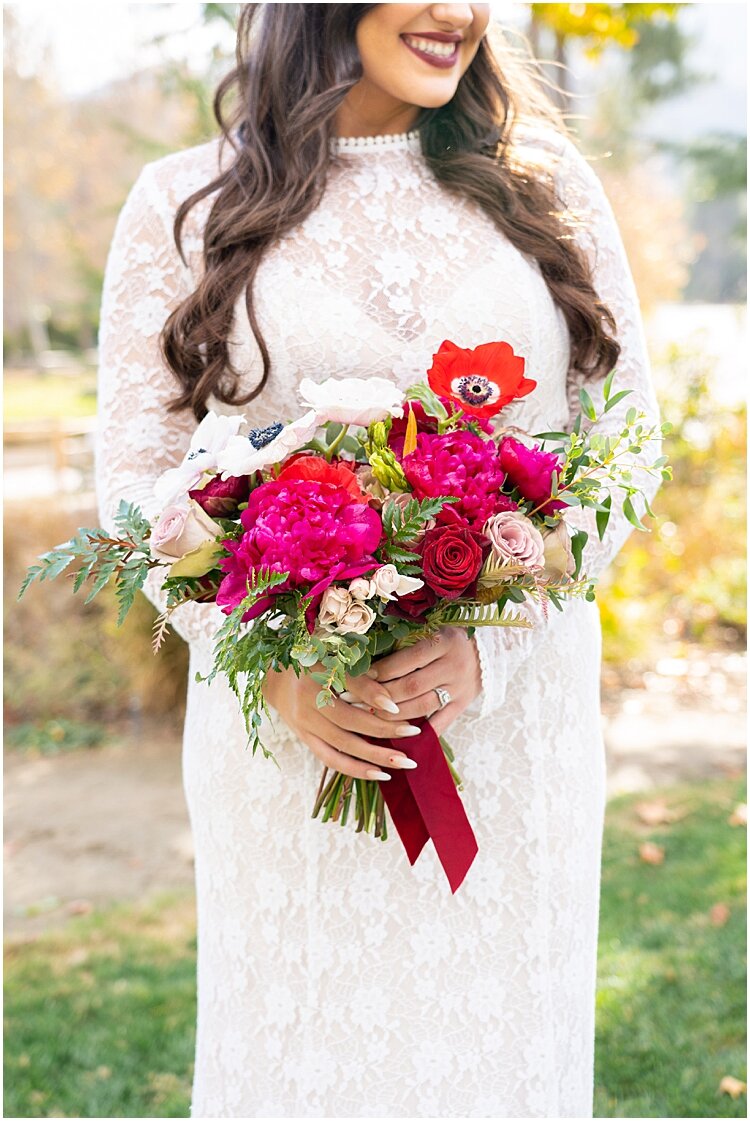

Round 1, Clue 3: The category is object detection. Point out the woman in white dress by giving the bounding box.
[95,4,662,1117]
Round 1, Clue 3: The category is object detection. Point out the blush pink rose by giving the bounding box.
[150,501,223,564]
[483,510,545,567]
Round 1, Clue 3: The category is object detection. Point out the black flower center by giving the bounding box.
[247,422,283,449]
[187,447,208,460]
[456,376,494,405]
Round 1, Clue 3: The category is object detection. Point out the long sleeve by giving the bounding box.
[471,135,663,719]
[95,162,225,645]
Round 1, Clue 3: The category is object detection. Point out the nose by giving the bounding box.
[427,4,477,31]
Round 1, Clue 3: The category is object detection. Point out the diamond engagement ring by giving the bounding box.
[434,687,452,709]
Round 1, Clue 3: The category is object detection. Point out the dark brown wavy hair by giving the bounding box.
[161,3,620,421]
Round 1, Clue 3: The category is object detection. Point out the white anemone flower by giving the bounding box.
[298,376,405,427]
[216,410,319,479]
[153,411,246,507]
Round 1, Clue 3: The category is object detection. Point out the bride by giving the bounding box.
[95,4,662,1117]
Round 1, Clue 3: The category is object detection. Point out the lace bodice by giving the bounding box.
[96,124,662,716]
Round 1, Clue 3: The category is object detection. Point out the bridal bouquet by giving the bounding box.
[20,339,670,890]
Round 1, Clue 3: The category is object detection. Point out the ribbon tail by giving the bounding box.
[376,723,478,893]
[398,721,479,893]
[378,767,430,865]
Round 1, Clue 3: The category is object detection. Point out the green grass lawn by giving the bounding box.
[4,778,746,1119]
[594,777,747,1118]
[4,371,97,422]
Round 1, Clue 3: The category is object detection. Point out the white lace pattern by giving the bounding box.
[95,124,662,1118]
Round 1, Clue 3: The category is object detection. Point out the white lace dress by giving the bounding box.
[96,125,661,1118]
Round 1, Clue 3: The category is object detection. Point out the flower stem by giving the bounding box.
[325,424,350,462]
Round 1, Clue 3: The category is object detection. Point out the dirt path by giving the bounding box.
[5,652,745,939]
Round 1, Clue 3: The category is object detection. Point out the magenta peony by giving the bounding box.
[401,430,506,528]
[498,436,567,514]
[216,478,382,618]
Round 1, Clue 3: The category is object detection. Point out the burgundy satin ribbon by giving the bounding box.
[375,719,478,893]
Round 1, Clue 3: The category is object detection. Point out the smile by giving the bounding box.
[401,34,460,69]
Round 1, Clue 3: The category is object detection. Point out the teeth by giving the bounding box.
[403,35,457,58]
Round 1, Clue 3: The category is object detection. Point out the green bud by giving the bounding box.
[369,449,407,492]
[369,421,388,449]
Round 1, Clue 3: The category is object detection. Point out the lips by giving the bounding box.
[400,34,461,70]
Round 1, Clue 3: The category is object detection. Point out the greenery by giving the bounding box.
[5,719,109,756]
[5,507,189,728]
[4,372,97,422]
[594,776,747,1117]
[4,894,197,1119]
[598,349,746,664]
[4,778,745,1118]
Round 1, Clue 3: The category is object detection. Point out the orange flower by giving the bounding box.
[276,455,368,503]
[426,339,536,419]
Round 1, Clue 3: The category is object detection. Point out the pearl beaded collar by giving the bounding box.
[330,129,422,154]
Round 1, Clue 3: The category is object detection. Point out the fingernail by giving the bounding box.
[365,668,378,680]
[389,756,418,769]
[338,690,356,702]
[366,769,391,781]
[393,724,421,737]
[373,696,399,714]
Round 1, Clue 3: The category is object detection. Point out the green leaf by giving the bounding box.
[570,528,588,581]
[405,382,448,420]
[603,389,633,413]
[579,387,597,421]
[602,368,616,402]
[533,430,569,442]
[596,494,612,541]
[622,494,648,532]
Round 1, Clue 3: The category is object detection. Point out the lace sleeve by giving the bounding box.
[471,135,663,720]
[95,162,225,645]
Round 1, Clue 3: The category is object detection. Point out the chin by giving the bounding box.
[398,82,460,110]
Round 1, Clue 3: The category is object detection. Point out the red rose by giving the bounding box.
[420,523,486,599]
[386,581,438,620]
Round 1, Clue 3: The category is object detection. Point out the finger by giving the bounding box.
[308,716,419,772]
[367,693,442,722]
[368,633,445,682]
[322,695,423,745]
[428,702,463,738]
[342,676,400,715]
[382,662,447,705]
[304,732,394,782]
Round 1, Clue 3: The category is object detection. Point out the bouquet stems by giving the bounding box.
[310,735,461,839]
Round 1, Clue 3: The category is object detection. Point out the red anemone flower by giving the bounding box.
[426,339,537,419]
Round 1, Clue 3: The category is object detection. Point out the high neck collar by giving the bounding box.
[329,128,422,155]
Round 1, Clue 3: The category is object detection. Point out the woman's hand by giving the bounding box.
[261,664,422,781]
[343,628,481,737]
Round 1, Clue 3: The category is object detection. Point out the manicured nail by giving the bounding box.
[373,696,399,715]
[393,724,421,737]
[366,769,391,781]
[338,690,356,702]
[389,756,418,769]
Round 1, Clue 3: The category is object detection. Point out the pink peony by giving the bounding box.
[389,400,493,459]
[401,430,506,528]
[498,436,566,514]
[215,478,382,619]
